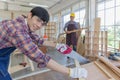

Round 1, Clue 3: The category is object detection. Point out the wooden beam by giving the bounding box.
[94,61,115,80]
[97,56,120,77]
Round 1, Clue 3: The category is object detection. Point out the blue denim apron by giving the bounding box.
[0,47,16,80]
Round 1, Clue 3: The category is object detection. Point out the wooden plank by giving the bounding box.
[88,18,101,59]
[92,18,101,56]
[94,61,115,80]
[76,30,85,56]
[105,31,108,56]
[82,62,120,80]
[98,56,120,77]
[81,62,109,80]
[85,30,90,56]
[109,60,120,67]
[94,60,120,80]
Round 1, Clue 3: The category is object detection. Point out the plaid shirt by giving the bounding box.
[0,16,51,68]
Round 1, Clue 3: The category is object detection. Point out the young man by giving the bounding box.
[0,7,87,80]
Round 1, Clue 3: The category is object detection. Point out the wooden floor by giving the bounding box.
[19,70,74,80]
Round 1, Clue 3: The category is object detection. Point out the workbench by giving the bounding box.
[19,56,120,80]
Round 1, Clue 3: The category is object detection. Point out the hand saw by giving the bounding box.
[56,44,89,64]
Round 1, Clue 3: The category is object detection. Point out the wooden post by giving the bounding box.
[92,18,101,58]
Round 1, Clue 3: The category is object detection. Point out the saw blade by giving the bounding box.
[65,50,89,64]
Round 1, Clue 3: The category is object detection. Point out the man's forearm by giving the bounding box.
[46,59,69,75]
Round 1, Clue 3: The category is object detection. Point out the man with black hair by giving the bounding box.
[0,7,87,80]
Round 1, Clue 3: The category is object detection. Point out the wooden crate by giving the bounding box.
[44,22,57,41]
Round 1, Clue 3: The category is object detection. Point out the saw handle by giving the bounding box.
[56,43,72,54]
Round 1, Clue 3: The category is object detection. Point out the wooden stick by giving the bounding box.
[94,61,115,80]
[69,29,82,33]
[97,56,120,77]
[66,28,88,34]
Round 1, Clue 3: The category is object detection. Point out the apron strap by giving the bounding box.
[0,47,16,56]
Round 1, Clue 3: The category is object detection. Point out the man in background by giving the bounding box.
[64,13,79,51]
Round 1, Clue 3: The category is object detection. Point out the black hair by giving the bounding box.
[30,7,49,23]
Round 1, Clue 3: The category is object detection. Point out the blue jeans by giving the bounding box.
[73,45,76,51]
[0,47,16,80]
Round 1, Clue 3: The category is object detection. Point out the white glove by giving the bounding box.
[56,43,72,54]
[69,67,88,78]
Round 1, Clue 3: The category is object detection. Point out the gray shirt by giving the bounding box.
[64,20,79,31]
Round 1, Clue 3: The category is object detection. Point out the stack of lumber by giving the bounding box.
[80,56,120,80]
[84,18,108,61]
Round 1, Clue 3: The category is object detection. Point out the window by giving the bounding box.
[105,8,114,25]
[63,14,70,25]
[116,7,120,25]
[97,10,105,25]
[116,0,120,6]
[96,0,120,51]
